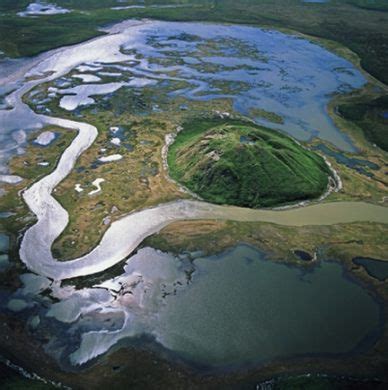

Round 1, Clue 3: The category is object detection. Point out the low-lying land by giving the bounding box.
[168,119,332,208]
[47,99,234,260]
[338,94,388,152]
[19,80,387,260]
[6,0,386,262]
[1,0,388,86]
[0,126,77,293]
[146,220,388,265]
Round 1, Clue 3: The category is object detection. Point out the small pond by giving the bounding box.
[353,257,388,282]
[313,143,379,177]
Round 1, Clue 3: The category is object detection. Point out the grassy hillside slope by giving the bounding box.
[168,119,331,207]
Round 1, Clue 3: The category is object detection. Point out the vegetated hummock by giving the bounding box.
[168,119,332,208]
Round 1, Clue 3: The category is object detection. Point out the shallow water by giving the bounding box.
[0,20,365,175]
[353,257,388,282]
[58,82,126,111]
[0,212,14,219]
[0,254,9,271]
[17,3,70,17]
[122,22,364,151]
[0,233,9,253]
[156,245,381,368]
[4,244,381,369]
[313,144,379,177]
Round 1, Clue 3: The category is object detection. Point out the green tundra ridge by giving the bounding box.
[168,119,332,208]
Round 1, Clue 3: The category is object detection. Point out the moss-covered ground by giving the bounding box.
[168,119,332,207]
[145,218,388,266]
[338,95,388,152]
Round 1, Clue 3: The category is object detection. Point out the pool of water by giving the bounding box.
[0,233,9,253]
[293,249,313,261]
[353,257,388,282]
[2,244,383,368]
[156,245,381,368]
[313,144,379,177]
[0,212,14,218]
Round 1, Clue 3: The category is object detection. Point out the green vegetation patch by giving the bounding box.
[168,119,331,208]
[338,95,388,152]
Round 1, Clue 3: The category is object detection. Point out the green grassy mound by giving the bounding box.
[168,119,332,208]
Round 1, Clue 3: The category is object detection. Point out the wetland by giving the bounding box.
[0,3,387,389]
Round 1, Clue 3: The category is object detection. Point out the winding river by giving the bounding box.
[0,20,387,281]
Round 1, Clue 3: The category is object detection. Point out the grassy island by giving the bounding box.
[168,119,332,208]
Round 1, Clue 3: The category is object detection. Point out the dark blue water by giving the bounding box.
[353,257,388,282]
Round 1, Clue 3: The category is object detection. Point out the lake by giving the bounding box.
[155,245,381,368]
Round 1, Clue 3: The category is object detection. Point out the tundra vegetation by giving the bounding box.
[168,119,332,207]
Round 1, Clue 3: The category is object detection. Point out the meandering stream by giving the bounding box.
[0,20,386,281]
